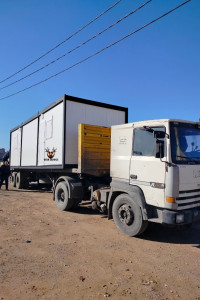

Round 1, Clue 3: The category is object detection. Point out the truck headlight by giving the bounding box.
[176,214,184,224]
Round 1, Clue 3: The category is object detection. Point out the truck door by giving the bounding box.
[129,126,166,207]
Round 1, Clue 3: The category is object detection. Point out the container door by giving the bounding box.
[10,128,21,167]
[38,103,63,166]
[21,118,38,166]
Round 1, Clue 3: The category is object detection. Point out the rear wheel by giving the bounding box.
[112,193,148,236]
[11,172,17,187]
[16,172,22,189]
[16,172,29,189]
[55,181,74,211]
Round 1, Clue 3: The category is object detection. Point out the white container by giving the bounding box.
[10,95,128,169]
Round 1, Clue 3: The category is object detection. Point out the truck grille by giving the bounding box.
[176,189,200,210]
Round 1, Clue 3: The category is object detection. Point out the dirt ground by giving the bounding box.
[0,184,200,300]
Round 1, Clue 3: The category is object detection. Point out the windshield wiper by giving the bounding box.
[176,155,192,160]
[176,155,200,162]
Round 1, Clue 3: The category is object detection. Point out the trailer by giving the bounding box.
[10,95,200,236]
[10,94,127,189]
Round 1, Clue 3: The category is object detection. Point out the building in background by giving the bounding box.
[0,148,7,165]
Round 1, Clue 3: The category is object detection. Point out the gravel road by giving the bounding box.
[0,185,200,299]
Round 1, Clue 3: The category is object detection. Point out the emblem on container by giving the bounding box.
[45,147,57,159]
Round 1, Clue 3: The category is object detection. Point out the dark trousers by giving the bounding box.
[0,176,8,189]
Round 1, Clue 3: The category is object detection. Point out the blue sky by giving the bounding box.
[0,0,199,151]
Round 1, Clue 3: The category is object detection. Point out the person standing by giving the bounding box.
[0,161,10,190]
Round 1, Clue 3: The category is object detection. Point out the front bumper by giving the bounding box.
[162,207,200,226]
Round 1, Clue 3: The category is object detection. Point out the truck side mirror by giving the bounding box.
[155,140,164,158]
[154,131,166,139]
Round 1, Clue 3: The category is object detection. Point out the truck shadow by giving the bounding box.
[141,223,200,247]
[71,204,107,216]
[8,185,52,193]
[7,188,200,247]
[68,205,200,246]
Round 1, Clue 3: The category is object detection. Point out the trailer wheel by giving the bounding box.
[16,172,22,189]
[112,194,148,237]
[55,182,73,211]
[15,172,28,189]
[71,199,81,209]
[11,172,17,187]
[22,177,29,189]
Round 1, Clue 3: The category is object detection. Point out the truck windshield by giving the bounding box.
[170,122,200,164]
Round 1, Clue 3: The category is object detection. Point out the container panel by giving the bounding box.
[10,128,21,167]
[21,118,38,166]
[38,102,63,166]
[65,100,126,165]
[78,124,111,176]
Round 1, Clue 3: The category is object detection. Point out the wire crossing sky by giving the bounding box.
[0,0,191,101]
[0,0,199,150]
[0,0,122,84]
[0,0,152,91]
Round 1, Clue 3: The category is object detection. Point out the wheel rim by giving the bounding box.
[58,189,65,203]
[118,204,134,225]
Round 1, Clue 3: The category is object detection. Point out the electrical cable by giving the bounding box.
[0,0,152,91]
[0,0,191,101]
[0,0,122,84]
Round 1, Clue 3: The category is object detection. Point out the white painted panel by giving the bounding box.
[137,184,165,208]
[10,128,21,167]
[21,118,38,166]
[65,100,126,164]
[38,102,63,166]
[38,119,45,165]
[110,124,133,180]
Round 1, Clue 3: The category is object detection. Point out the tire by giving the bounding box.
[55,181,74,211]
[16,172,29,189]
[71,199,81,209]
[23,177,29,189]
[11,172,17,187]
[16,172,22,189]
[112,193,148,237]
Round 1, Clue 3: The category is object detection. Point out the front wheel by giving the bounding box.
[112,194,148,236]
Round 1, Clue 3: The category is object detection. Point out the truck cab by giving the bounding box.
[109,119,200,236]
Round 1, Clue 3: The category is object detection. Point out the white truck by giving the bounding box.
[10,95,200,236]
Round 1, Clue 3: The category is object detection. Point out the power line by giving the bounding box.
[0,0,191,102]
[0,0,152,91]
[0,0,122,85]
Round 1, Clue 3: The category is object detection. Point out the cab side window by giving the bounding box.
[133,127,165,157]
[133,129,155,156]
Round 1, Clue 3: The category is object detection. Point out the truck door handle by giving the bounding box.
[130,174,137,179]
